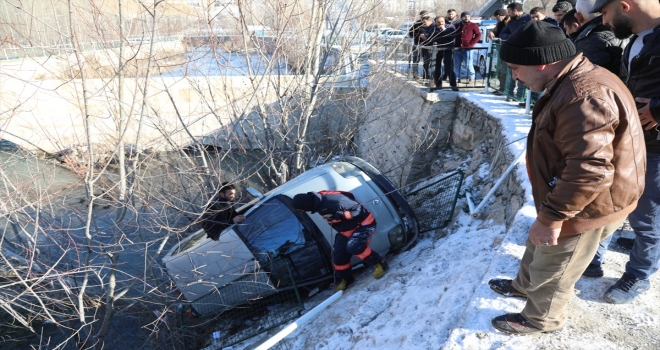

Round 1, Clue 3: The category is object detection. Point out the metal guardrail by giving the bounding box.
[487,40,534,109]
[0,35,182,60]
[377,39,489,91]
[405,171,464,233]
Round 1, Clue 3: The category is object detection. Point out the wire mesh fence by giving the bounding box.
[405,171,464,233]
[191,257,306,349]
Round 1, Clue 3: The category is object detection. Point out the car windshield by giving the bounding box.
[235,196,309,262]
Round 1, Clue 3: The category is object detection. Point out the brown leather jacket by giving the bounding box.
[528,54,646,234]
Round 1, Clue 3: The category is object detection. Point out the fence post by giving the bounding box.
[525,89,532,114]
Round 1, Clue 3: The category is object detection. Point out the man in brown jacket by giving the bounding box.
[487,21,646,334]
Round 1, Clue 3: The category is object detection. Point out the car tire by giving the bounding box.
[479,56,486,78]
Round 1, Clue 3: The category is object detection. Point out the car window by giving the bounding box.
[235,196,308,261]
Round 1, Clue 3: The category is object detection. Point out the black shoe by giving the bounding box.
[603,273,650,304]
[617,237,634,250]
[488,278,527,298]
[451,87,459,91]
[582,263,604,278]
[492,313,558,335]
[518,102,527,107]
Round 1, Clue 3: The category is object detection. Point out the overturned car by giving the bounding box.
[161,157,418,315]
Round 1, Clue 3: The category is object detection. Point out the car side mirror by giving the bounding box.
[247,187,263,199]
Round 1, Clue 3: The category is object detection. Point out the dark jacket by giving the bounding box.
[573,16,627,76]
[620,24,660,153]
[408,20,428,45]
[542,17,559,26]
[456,21,481,48]
[500,13,532,40]
[491,16,510,38]
[310,191,374,234]
[203,196,241,240]
[528,54,645,234]
[425,23,456,48]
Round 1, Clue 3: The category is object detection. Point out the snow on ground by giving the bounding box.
[240,93,660,350]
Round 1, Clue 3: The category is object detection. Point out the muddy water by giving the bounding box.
[0,143,270,348]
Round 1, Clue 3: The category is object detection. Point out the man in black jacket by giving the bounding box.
[592,0,660,304]
[202,182,246,240]
[292,191,388,292]
[408,10,431,79]
[572,0,627,75]
[425,16,458,91]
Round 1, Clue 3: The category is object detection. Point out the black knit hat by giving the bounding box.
[500,20,576,65]
[292,192,316,212]
[460,11,470,18]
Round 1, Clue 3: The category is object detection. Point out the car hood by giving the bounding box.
[163,229,265,302]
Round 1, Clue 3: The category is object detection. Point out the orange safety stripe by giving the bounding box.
[318,190,343,195]
[361,213,374,226]
[334,262,351,271]
[339,229,355,238]
[343,210,353,220]
[356,246,372,260]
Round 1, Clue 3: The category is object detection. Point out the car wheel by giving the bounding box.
[479,56,486,77]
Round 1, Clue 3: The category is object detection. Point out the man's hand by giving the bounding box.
[233,215,246,224]
[488,31,495,40]
[636,97,658,130]
[528,220,561,246]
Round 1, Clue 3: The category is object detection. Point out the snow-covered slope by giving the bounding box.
[243,93,660,350]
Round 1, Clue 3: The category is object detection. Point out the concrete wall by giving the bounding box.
[0,71,304,154]
[358,70,525,226]
[357,70,458,188]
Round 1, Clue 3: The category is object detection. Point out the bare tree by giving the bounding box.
[0,0,447,348]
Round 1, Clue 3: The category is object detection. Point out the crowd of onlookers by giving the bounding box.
[407,0,660,337]
[405,0,627,97]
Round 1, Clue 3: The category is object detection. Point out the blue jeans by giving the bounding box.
[625,152,660,280]
[590,234,614,266]
[590,153,660,275]
[453,49,475,80]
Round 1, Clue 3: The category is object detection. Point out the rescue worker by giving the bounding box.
[291,191,388,292]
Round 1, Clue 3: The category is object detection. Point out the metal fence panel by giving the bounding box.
[192,257,306,349]
[405,171,464,233]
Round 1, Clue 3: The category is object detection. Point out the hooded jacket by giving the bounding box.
[573,16,627,76]
[528,54,645,234]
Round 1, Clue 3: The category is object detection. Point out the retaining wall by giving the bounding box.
[358,70,526,226]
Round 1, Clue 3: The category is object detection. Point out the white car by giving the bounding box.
[472,21,497,78]
[378,29,408,43]
[161,157,419,315]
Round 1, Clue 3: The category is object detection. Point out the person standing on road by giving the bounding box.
[488,20,645,334]
[453,12,481,84]
[589,0,660,304]
[292,191,388,292]
[408,10,431,79]
[426,16,458,91]
[500,3,532,100]
[441,9,461,81]
[489,9,510,94]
